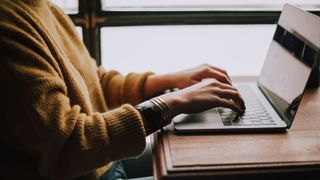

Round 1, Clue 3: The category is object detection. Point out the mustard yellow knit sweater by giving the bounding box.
[0,0,152,179]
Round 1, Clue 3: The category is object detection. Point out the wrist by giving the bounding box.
[159,92,184,118]
[135,97,172,134]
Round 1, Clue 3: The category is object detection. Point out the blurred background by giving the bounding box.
[50,0,320,76]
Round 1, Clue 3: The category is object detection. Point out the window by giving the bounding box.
[102,0,320,11]
[101,25,275,76]
[99,0,319,75]
[49,0,79,14]
[75,27,83,41]
[49,0,320,76]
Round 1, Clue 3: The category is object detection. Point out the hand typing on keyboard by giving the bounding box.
[147,64,246,118]
[218,86,275,126]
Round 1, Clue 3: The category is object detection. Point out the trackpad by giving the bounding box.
[173,108,224,131]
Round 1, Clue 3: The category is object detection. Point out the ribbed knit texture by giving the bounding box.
[0,0,153,179]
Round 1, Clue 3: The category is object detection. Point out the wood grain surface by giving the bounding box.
[152,76,320,180]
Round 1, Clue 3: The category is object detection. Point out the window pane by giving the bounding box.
[101,0,320,11]
[75,26,83,41]
[101,25,276,76]
[49,0,79,14]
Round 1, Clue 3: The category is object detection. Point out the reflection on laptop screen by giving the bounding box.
[258,24,318,126]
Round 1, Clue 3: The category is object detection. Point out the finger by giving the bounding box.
[216,97,243,113]
[212,83,245,109]
[205,68,232,85]
[214,89,246,110]
[203,64,232,83]
[214,82,238,91]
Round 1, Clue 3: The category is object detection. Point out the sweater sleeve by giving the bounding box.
[98,67,154,109]
[0,5,146,179]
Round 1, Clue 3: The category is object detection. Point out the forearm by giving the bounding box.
[98,67,154,107]
[144,74,175,99]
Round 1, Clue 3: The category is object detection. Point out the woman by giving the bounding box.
[0,0,245,179]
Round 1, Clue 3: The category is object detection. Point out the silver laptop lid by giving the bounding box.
[257,4,320,128]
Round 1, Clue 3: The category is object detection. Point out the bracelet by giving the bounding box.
[135,97,172,134]
[150,97,171,121]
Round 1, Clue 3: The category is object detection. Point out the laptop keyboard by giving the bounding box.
[218,86,276,126]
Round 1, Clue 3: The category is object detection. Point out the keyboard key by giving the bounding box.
[261,120,271,125]
[252,121,262,125]
[251,119,261,122]
[242,120,252,126]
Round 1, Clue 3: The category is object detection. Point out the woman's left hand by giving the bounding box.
[144,64,233,99]
[167,64,232,89]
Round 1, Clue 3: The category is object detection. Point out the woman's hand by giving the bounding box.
[144,64,232,98]
[159,78,245,117]
[168,64,232,89]
[144,64,245,117]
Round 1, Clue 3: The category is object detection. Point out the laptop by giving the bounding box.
[173,4,320,133]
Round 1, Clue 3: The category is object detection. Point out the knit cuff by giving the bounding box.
[102,104,146,160]
[123,72,154,105]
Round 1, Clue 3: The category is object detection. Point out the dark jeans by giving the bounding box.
[100,143,153,180]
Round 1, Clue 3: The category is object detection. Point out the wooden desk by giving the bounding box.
[152,77,320,180]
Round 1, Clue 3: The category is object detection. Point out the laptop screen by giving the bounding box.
[257,22,319,128]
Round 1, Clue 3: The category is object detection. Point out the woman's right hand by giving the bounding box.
[159,78,246,118]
